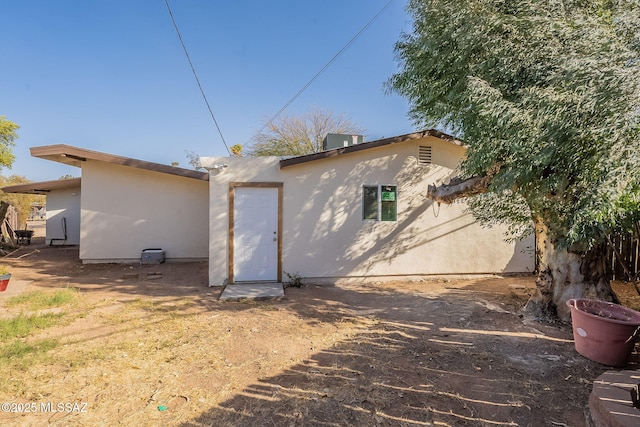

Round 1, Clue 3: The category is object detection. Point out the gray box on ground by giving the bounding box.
[141,248,165,264]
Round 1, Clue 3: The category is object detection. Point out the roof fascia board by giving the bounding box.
[30,144,209,181]
[279,129,464,169]
[2,177,82,194]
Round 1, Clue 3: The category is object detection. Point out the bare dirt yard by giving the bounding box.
[1,226,639,426]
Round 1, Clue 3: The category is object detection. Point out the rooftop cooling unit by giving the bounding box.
[322,134,364,151]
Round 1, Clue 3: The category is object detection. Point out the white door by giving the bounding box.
[233,187,279,282]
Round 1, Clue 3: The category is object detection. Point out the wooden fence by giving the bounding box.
[608,233,640,281]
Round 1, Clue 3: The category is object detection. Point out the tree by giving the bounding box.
[388,0,640,320]
[185,151,201,169]
[0,116,18,169]
[0,175,45,227]
[229,144,243,157]
[248,106,365,156]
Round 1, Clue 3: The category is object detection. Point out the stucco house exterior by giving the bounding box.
[5,130,534,285]
[2,177,82,246]
[4,145,209,263]
[201,130,535,286]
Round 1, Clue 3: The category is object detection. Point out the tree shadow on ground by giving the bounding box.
[2,240,612,426]
[178,283,606,427]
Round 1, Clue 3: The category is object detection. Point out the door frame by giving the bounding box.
[228,182,283,284]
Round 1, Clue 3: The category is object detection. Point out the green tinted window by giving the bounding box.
[362,185,397,221]
[362,186,379,220]
[380,186,397,221]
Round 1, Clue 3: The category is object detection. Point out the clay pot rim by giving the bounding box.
[567,298,640,326]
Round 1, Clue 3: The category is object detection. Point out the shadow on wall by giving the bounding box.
[282,153,532,278]
[283,156,439,277]
[504,237,535,274]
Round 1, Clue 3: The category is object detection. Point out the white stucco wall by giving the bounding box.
[46,186,81,246]
[204,135,535,285]
[80,161,209,262]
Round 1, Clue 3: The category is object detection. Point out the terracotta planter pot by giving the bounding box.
[0,273,11,292]
[567,298,640,367]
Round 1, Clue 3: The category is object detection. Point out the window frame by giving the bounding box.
[362,184,397,222]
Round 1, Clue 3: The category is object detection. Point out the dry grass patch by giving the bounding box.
[0,289,81,396]
[6,288,79,311]
[0,254,624,426]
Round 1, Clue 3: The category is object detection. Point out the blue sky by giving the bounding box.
[2,1,415,182]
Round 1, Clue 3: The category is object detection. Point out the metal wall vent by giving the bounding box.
[419,146,432,165]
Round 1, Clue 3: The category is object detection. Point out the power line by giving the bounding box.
[164,0,231,155]
[260,0,395,133]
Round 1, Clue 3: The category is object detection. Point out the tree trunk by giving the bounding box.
[0,201,16,247]
[427,176,619,321]
[525,217,618,321]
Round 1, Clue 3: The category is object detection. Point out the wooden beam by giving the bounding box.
[427,175,491,204]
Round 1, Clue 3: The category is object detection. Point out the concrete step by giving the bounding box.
[219,283,284,301]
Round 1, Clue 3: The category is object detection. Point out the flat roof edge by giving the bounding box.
[2,177,82,194]
[279,129,463,168]
[30,144,210,181]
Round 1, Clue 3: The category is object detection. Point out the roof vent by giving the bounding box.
[322,134,364,151]
[419,146,432,165]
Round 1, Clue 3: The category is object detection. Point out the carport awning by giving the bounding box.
[30,144,209,181]
[2,178,81,195]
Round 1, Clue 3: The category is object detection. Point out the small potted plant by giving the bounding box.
[0,265,11,292]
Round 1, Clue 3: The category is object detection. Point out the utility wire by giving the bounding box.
[164,0,231,155]
[260,0,395,133]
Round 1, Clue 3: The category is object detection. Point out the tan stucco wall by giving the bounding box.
[80,161,209,262]
[46,186,81,245]
[204,135,535,285]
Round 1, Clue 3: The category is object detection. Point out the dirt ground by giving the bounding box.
[0,224,639,426]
